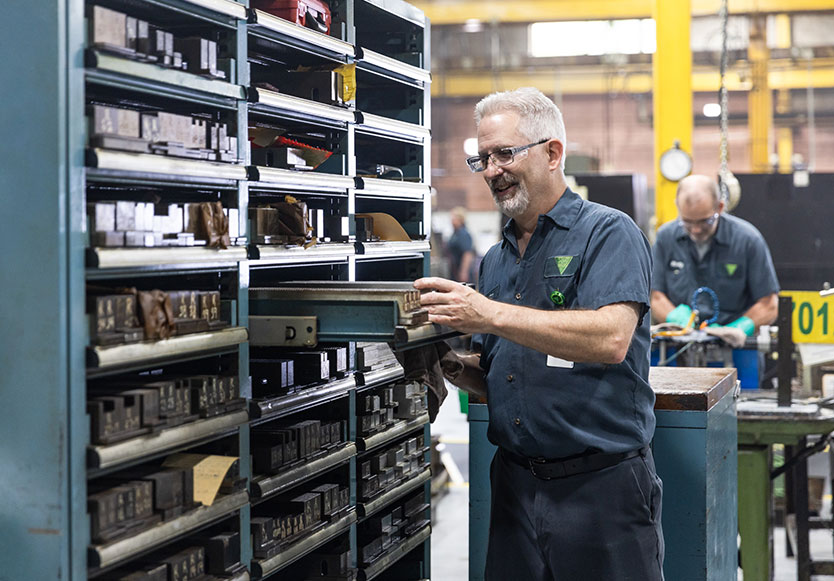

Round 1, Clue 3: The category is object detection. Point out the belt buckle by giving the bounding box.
[528,458,553,481]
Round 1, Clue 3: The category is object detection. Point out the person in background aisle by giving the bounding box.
[651,174,779,347]
[446,206,477,284]
[414,87,663,580]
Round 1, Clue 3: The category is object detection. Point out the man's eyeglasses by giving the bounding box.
[466,138,550,173]
[679,212,719,230]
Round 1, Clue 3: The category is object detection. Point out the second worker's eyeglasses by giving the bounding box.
[678,212,720,230]
[466,138,550,173]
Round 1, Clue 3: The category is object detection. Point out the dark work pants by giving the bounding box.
[485,447,665,581]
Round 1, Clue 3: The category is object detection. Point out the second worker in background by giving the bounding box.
[415,87,663,580]
[651,174,779,346]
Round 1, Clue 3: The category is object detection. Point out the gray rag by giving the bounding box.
[394,341,464,422]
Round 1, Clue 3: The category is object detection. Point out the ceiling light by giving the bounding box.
[463,19,483,33]
[703,103,721,118]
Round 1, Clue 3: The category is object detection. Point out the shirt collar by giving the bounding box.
[501,187,582,246]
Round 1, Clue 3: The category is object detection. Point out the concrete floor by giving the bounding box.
[429,384,834,581]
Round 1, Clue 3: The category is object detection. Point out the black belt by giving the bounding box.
[503,446,648,481]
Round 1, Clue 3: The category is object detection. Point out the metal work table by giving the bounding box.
[737,399,834,581]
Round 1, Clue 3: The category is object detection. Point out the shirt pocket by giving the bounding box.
[542,255,580,308]
[717,260,745,280]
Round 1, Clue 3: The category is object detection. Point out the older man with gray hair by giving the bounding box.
[414,87,663,580]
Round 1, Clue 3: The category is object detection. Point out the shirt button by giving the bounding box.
[507,374,514,382]
[514,418,521,425]
[515,293,522,300]
[515,258,521,264]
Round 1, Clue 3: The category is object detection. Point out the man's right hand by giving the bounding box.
[665,303,693,327]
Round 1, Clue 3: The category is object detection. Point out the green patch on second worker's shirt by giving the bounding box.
[725,263,738,276]
[544,255,579,277]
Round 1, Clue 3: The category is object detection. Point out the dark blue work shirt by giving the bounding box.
[472,189,655,459]
[652,213,779,325]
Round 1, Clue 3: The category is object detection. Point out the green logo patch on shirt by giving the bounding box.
[725,263,738,276]
[544,255,580,277]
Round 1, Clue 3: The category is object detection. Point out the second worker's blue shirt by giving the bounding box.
[652,212,780,325]
[472,189,655,459]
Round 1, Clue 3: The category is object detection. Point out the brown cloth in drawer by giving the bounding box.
[138,290,175,340]
[197,201,231,249]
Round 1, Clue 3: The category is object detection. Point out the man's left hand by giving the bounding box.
[414,277,493,334]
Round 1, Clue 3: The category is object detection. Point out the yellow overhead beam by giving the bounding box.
[653,0,692,228]
[414,0,834,25]
[748,15,772,172]
[431,63,834,97]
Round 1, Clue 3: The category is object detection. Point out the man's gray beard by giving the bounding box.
[493,181,530,218]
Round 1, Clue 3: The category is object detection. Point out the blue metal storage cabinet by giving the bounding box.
[651,366,738,581]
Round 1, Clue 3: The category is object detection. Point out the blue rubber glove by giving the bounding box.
[666,304,693,327]
[726,316,756,337]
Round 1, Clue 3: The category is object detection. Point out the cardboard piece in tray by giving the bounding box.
[162,453,239,506]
